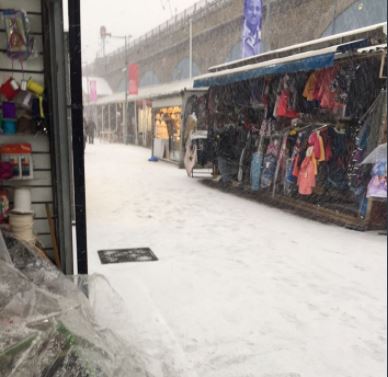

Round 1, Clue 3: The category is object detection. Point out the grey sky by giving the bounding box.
[75,0,200,64]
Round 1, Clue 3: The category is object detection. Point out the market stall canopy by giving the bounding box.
[193,40,368,88]
[361,143,387,165]
[82,76,113,97]
[90,79,207,106]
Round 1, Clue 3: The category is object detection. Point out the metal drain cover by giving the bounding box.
[98,248,158,264]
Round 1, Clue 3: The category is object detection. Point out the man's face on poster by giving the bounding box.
[245,0,262,31]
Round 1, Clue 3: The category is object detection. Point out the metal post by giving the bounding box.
[134,101,138,144]
[108,104,111,142]
[115,102,118,138]
[124,35,128,144]
[101,106,104,142]
[43,1,74,274]
[189,19,193,79]
[68,0,88,274]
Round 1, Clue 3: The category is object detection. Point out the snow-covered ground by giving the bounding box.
[85,142,387,377]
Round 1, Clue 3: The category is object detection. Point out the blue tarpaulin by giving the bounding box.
[194,53,335,88]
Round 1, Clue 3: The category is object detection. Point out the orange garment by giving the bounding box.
[317,132,326,162]
[297,147,317,195]
[292,155,300,177]
[303,72,318,101]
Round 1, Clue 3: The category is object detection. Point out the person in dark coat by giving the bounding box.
[83,117,88,150]
[88,119,96,144]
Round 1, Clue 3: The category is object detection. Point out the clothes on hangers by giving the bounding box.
[297,146,318,195]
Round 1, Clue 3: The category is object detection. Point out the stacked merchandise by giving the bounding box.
[0,9,44,243]
[0,9,45,136]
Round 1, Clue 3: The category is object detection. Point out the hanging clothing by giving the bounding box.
[303,71,319,101]
[317,67,344,113]
[308,132,321,160]
[266,139,281,157]
[297,147,317,195]
[260,154,277,189]
[291,130,309,178]
[276,89,299,118]
[320,128,332,161]
[308,131,326,162]
[317,132,326,162]
[366,161,387,199]
[274,75,299,118]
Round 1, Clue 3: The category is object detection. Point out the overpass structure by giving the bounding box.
[83,0,387,93]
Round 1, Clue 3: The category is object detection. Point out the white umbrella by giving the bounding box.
[361,143,387,164]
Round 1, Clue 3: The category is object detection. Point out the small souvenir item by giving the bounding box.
[3,9,34,61]
[0,77,20,100]
[0,190,10,223]
[0,143,33,179]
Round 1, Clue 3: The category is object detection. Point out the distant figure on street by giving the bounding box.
[242,0,263,58]
[88,118,96,144]
[83,117,88,150]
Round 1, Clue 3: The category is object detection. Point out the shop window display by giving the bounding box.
[153,106,181,161]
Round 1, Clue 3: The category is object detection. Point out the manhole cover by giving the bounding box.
[98,248,158,264]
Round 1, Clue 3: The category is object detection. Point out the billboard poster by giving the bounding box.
[128,64,139,95]
[241,0,263,58]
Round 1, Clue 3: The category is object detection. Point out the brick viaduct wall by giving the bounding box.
[83,0,378,92]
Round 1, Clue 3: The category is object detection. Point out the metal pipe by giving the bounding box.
[135,101,138,144]
[124,35,128,144]
[189,19,193,79]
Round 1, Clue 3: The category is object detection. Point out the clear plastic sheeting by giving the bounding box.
[0,231,182,377]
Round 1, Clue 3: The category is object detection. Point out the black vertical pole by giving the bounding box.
[68,0,88,274]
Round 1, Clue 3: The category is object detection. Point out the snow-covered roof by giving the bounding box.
[194,40,374,88]
[209,22,387,73]
[82,76,113,97]
[90,79,204,106]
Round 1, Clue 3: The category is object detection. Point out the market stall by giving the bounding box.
[193,26,387,230]
[87,80,208,165]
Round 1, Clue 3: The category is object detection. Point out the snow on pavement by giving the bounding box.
[85,142,387,377]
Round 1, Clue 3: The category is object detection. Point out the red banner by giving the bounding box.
[128,64,139,95]
[89,80,97,102]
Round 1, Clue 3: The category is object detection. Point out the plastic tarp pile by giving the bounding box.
[0,231,154,377]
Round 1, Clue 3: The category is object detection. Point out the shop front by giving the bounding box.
[151,89,208,165]
[193,26,387,230]
[153,105,181,162]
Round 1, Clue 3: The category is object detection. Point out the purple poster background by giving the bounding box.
[242,0,263,58]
